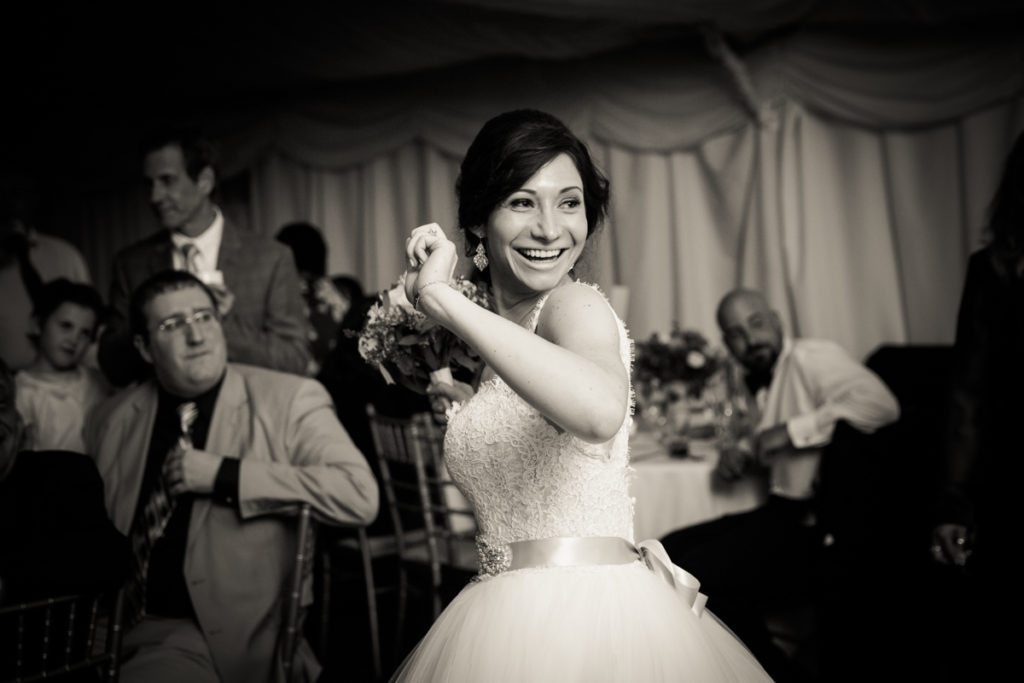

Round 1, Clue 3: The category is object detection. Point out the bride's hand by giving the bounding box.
[426,379,476,422]
[405,223,458,305]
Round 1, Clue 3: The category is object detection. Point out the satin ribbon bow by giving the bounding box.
[638,539,708,618]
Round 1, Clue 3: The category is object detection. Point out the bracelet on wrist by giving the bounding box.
[414,280,451,312]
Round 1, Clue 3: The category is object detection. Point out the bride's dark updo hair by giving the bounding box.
[456,110,610,259]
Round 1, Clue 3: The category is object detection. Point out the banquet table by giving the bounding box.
[630,429,768,542]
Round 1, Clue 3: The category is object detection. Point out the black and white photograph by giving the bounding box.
[2,2,1023,681]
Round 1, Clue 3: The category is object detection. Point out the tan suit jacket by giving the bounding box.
[87,363,379,683]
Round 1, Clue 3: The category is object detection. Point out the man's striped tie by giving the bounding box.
[123,401,198,625]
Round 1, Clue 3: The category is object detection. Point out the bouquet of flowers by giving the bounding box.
[356,273,491,393]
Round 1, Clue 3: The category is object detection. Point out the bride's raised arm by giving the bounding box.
[408,225,628,444]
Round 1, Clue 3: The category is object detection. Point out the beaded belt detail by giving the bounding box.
[476,537,514,576]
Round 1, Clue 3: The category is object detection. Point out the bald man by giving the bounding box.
[660,289,900,682]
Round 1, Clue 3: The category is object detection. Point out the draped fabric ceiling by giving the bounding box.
[26,0,1024,359]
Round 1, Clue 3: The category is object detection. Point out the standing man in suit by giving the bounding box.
[87,270,378,683]
[660,288,900,682]
[98,127,312,386]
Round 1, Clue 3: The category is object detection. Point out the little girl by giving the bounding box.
[16,278,109,453]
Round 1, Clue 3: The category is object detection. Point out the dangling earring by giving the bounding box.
[473,242,489,271]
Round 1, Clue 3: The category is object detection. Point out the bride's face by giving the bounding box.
[482,153,588,297]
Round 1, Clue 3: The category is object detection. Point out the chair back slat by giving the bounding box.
[0,591,124,683]
[15,611,26,677]
[40,603,52,672]
[426,503,475,518]
[106,590,125,683]
[368,406,425,551]
[367,404,480,618]
[280,503,315,683]
[63,600,77,669]
[86,597,99,658]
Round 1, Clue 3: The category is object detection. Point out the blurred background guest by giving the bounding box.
[15,278,109,453]
[0,358,129,606]
[930,130,1024,680]
[0,175,91,372]
[314,275,429,535]
[660,288,900,682]
[331,274,365,333]
[276,221,349,374]
[272,221,430,535]
[98,127,311,386]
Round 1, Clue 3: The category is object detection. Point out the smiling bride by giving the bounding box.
[392,109,772,682]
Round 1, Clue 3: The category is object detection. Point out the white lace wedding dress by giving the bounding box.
[392,285,772,682]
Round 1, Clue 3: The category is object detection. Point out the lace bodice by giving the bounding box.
[444,283,636,558]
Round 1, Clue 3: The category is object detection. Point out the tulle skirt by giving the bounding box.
[392,561,772,682]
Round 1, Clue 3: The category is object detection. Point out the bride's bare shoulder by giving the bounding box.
[537,282,618,340]
[544,281,611,312]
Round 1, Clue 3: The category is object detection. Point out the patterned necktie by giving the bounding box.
[180,242,202,275]
[124,401,199,625]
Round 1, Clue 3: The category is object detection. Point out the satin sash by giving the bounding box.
[498,536,707,618]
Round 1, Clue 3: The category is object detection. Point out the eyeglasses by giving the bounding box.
[154,308,218,335]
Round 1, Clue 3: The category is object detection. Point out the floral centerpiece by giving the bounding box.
[632,325,728,440]
[355,273,491,393]
[633,325,722,399]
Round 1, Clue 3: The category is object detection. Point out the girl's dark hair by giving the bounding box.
[456,110,610,258]
[30,278,105,344]
[988,130,1024,267]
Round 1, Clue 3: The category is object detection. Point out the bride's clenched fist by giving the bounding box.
[404,222,457,306]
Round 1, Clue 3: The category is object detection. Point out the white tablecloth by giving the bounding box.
[630,431,768,542]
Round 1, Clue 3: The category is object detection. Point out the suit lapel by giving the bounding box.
[148,234,176,276]
[111,383,159,534]
[216,220,241,276]
[187,366,246,549]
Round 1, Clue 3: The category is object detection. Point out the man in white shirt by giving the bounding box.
[660,288,900,683]
[98,128,312,386]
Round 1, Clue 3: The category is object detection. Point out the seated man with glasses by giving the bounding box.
[86,269,379,683]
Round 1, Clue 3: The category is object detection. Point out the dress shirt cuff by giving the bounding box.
[786,406,835,449]
[213,458,240,509]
